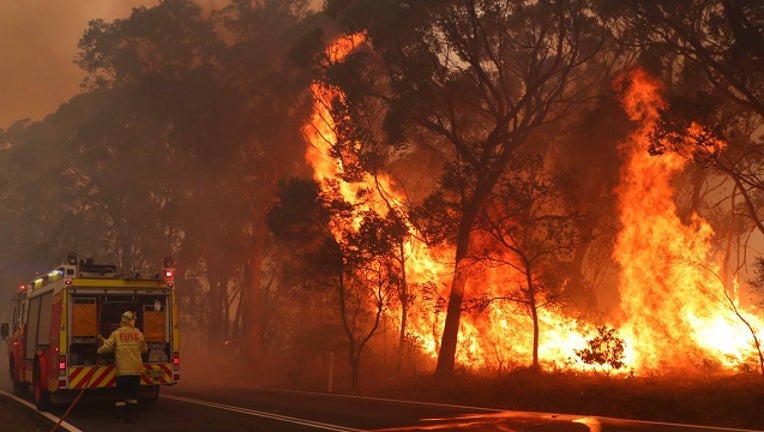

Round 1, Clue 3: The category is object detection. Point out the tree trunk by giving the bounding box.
[241,187,271,365]
[397,241,408,368]
[245,235,264,363]
[349,346,361,395]
[435,244,470,377]
[207,276,224,347]
[435,197,484,378]
[527,270,540,370]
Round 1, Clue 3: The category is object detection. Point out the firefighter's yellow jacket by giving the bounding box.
[97,325,148,376]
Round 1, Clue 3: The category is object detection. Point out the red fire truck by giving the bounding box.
[1,252,180,411]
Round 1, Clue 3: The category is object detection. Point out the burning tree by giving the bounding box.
[610,69,764,374]
[268,177,408,393]
[326,0,607,377]
[474,153,581,370]
[602,0,764,254]
[340,207,410,391]
[598,0,764,375]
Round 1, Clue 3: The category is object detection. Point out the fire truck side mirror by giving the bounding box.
[0,322,8,340]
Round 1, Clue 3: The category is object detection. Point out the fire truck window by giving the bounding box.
[37,293,53,346]
[11,302,18,332]
[20,300,28,333]
[26,297,40,360]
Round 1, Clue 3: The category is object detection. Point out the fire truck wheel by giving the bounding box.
[9,358,26,396]
[33,361,51,412]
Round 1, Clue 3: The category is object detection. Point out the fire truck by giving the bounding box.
[1,252,180,411]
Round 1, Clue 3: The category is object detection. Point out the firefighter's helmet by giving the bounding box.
[121,311,137,323]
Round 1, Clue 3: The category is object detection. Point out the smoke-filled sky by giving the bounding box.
[0,0,323,129]
[0,0,164,129]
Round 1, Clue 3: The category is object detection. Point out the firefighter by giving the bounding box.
[97,310,148,422]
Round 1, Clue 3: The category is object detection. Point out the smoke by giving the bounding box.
[0,0,325,130]
[0,0,159,129]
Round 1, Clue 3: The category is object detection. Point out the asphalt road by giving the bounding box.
[1,354,762,432]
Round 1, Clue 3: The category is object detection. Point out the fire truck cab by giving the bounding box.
[1,253,180,411]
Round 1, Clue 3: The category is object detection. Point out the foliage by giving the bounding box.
[575,326,626,375]
[76,0,220,89]
[474,153,582,369]
[327,0,610,378]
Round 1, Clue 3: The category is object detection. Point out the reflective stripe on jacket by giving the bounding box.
[97,325,148,376]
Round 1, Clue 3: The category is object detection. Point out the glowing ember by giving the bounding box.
[303,35,763,375]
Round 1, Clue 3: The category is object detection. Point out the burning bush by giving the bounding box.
[575,326,626,376]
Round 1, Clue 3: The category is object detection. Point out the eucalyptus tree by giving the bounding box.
[475,153,581,370]
[208,0,317,361]
[0,115,91,284]
[268,177,407,393]
[326,0,608,377]
[74,0,219,269]
[603,0,764,115]
[75,0,317,359]
[74,0,242,345]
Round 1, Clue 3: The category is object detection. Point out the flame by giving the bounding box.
[613,69,762,373]
[303,35,763,375]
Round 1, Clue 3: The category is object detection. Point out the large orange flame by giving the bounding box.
[302,36,763,375]
[614,69,761,373]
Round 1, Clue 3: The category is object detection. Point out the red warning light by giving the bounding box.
[163,268,175,288]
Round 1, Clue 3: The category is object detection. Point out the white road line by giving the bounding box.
[161,394,364,432]
[0,389,83,432]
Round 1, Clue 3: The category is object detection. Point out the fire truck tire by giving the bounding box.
[33,361,51,412]
[8,358,26,396]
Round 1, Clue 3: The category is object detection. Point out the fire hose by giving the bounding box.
[48,357,100,432]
